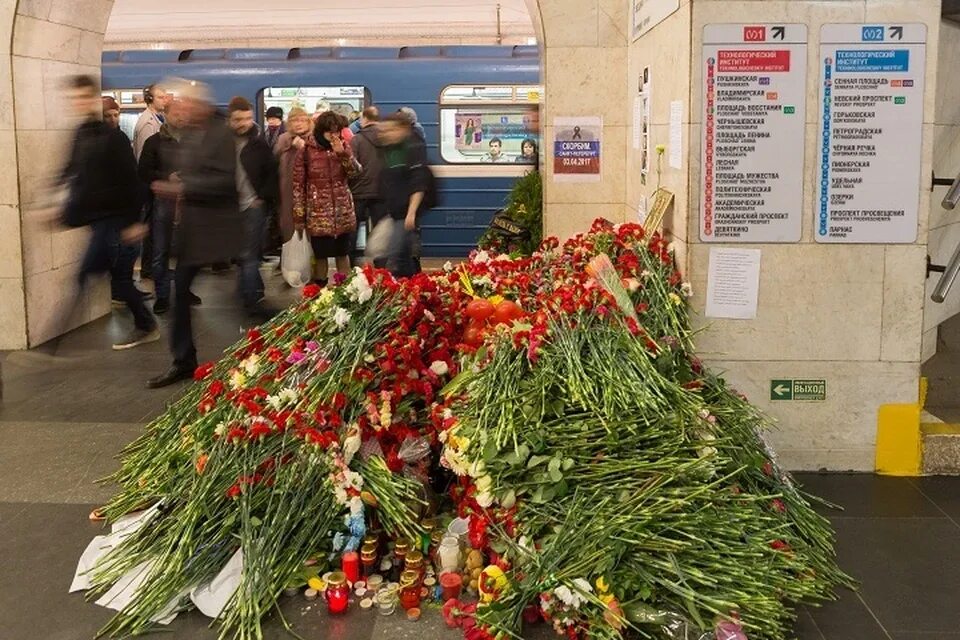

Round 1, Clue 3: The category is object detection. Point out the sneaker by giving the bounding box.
[153,298,170,315]
[112,327,161,351]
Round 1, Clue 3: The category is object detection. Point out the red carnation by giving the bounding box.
[302,283,322,299]
[194,362,215,381]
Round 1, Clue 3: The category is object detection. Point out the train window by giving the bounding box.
[261,86,367,123]
[439,84,542,164]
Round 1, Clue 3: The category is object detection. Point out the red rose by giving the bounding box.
[302,283,322,299]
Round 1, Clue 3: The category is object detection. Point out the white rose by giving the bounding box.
[476,491,495,508]
[430,360,449,376]
[475,474,493,493]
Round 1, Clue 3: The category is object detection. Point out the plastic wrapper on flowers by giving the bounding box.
[71,220,853,640]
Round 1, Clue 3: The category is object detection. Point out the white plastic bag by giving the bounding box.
[366,217,405,262]
[281,230,313,287]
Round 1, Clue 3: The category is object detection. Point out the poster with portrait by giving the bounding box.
[553,116,602,182]
[454,112,485,151]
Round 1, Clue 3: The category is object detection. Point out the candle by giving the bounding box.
[342,551,361,584]
[392,538,411,583]
[439,571,462,601]
[324,572,350,614]
[439,535,461,574]
[399,570,422,610]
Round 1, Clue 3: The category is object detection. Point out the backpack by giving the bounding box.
[421,164,440,210]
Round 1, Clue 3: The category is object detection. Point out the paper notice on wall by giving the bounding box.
[705,248,762,319]
[669,101,682,169]
[633,97,643,150]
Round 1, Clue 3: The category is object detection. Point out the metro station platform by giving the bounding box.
[0,270,955,640]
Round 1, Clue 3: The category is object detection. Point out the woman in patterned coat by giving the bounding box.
[293,111,361,285]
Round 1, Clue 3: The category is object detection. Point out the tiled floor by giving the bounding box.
[0,269,957,640]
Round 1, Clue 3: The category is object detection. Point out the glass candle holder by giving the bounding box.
[399,570,422,610]
[440,571,463,601]
[376,588,397,616]
[324,571,350,615]
[341,551,360,585]
[439,535,461,574]
[405,550,425,582]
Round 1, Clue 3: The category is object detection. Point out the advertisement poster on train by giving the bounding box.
[455,112,485,150]
[815,23,926,243]
[553,116,602,182]
[700,23,807,243]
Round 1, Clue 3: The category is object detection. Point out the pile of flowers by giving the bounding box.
[73,219,852,640]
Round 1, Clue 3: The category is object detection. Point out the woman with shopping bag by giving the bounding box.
[292,111,361,286]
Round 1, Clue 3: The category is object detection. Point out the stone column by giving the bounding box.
[537,0,630,238]
[11,0,114,347]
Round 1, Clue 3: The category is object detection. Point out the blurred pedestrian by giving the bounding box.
[148,81,244,388]
[228,96,279,319]
[349,106,382,262]
[376,111,431,277]
[138,95,203,315]
[293,111,360,286]
[57,75,158,350]
[399,106,426,142]
[275,106,312,248]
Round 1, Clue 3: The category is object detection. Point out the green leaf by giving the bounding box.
[482,437,499,462]
[549,467,563,483]
[561,457,575,471]
[501,489,517,509]
[527,454,550,469]
[250,516,262,527]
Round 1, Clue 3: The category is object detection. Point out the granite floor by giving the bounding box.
[0,268,957,640]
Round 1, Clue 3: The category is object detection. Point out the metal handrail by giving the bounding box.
[931,170,960,302]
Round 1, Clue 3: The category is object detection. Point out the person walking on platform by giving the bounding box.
[148,81,244,389]
[228,96,279,319]
[138,95,203,315]
[56,75,158,350]
[274,107,312,250]
[103,96,154,308]
[293,111,361,286]
[349,106,383,262]
[376,111,431,277]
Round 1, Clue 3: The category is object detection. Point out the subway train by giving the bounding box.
[101,46,542,257]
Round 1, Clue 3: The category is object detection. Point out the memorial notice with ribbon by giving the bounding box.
[553,116,602,182]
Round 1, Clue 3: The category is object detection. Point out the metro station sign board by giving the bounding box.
[699,24,807,243]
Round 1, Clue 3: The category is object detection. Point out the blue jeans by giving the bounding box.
[152,199,175,301]
[239,204,266,308]
[81,219,155,331]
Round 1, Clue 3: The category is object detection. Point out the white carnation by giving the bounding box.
[430,360,449,376]
[333,306,352,329]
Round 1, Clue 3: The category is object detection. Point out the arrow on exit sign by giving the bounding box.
[771,380,793,400]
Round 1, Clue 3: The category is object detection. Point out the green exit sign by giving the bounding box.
[894,96,906,105]
[771,379,826,401]
[783,106,796,114]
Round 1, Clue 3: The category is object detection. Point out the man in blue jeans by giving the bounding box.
[228,96,279,318]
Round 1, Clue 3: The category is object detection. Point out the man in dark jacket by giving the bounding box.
[349,106,382,262]
[148,82,244,388]
[137,96,202,314]
[60,75,158,350]
[228,96,279,317]
[375,111,431,277]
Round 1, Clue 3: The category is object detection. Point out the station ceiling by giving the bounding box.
[105,0,536,48]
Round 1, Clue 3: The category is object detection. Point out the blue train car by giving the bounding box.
[101,46,542,257]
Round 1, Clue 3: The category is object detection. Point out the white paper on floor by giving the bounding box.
[92,560,186,624]
[70,503,161,593]
[190,548,244,618]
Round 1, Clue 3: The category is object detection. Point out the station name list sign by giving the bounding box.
[700,24,807,243]
[817,24,926,243]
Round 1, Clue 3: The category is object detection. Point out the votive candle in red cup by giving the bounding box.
[439,572,462,601]
[342,551,361,584]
